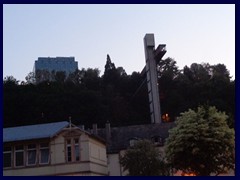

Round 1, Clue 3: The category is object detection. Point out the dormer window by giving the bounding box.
[66,137,80,162]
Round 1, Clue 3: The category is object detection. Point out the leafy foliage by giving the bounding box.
[3,55,235,129]
[4,55,150,128]
[3,76,19,86]
[158,61,234,127]
[120,140,170,176]
[165,106,235,176]
[25,72,36,84]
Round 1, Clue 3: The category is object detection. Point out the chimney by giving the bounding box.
[92,123,98,135]
[106,121,111,141]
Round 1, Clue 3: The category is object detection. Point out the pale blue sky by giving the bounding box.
[3,4,235,81]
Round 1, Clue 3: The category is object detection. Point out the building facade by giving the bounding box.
[34,57,78,74]
[33,57,78,83]
[93,122,176,176]
[3,121,107,176]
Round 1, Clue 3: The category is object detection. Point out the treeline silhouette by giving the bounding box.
[3,55,235,128]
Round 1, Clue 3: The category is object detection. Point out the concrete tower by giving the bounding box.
[143,34,166,124]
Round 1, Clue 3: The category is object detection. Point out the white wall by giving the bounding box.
[3,128,107,176]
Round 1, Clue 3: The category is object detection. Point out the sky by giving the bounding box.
[3,4,235,81]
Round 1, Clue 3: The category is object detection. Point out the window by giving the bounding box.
[3,146,12,168]
[4,142,51,169]
[27,144,37,165]
[74,138,80,161]
[15,145,24,167]
[39,143,49,164]
[66,138,80,162]
[66,140,72,162]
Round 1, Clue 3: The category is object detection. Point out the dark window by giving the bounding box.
[67,140,72,162]
[74,138,80,161]
[40,143,50,164]
[3,146,12,168]
[15,145,24,167]
[66,138,80,162]
[27,144,37,165]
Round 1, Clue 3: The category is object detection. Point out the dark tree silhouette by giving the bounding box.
[3,58,235,129]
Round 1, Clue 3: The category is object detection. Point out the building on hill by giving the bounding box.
[3,121,107,176]
[33,57,78,83]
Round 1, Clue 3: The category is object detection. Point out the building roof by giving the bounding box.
[3,121,69,143]
[97,122,176,153]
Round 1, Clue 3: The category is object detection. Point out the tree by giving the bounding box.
[25,72,36,84]
[157,58,181,120]
[117,67,127,77]
[82,68,101,90]
[104,54,116,72]
[66,69,84,85]
[120,140,170,176]
[157,57,180,80]
[183,63,211,82]
[165,106,235,176]
[211,63,231,81]
[35,69,51,83]
[54,71,66,83]
[102,54,118,85]
[3,76,19,84]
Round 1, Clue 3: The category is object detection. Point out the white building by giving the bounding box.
[3,121,107,176]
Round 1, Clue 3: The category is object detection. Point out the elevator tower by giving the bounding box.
[143,34,166,124]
